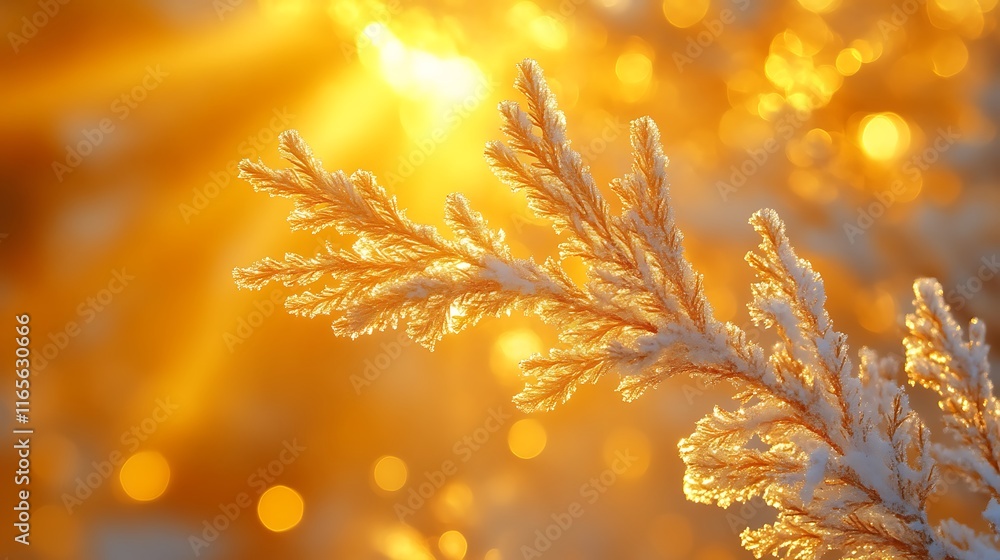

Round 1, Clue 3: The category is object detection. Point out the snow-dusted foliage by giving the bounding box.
[234,60,1000,559]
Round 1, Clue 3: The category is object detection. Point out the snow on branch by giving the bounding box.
[235,59,1000,559]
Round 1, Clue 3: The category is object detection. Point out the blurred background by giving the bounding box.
[1,0,998,558]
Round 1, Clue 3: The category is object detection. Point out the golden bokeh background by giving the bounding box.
[1,0,999,558]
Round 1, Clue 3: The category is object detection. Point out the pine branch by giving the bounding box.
[906,279,1000,517]
[235,59,1000,559]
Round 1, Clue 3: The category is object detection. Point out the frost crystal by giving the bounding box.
[235,60,1000,559]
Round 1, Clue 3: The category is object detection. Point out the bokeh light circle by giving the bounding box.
[616,51,653,85]
[661,0,710,28]
[508,419,547,459]
[373,455,408,491]
[119,450,170,502]
[439,530,468,560]
[257,485,304,532]
[859,113,910,161]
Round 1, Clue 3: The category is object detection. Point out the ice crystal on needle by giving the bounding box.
[234,60,1000,559]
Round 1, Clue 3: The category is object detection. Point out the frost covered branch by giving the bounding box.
[235,59,1000,559]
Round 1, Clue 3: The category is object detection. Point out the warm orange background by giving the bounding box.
[1,0,999,559]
